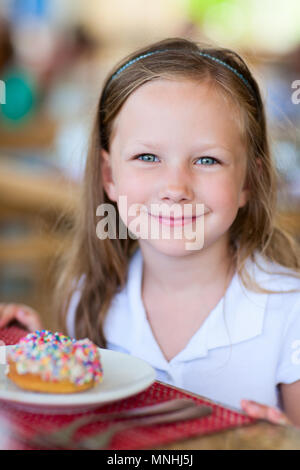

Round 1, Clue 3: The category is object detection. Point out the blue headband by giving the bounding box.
[110,49,254,95]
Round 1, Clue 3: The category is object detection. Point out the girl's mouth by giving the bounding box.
[149,213,203,226]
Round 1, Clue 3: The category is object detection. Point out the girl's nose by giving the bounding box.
[159,168,194,203]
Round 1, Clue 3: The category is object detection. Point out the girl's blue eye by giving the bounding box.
[136,154,158,162]
[196,157,218,165]
[135,154,219,165]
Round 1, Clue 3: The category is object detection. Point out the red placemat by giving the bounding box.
[0,326,257,450]
[0,324,29,345]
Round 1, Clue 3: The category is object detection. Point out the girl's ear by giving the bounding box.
[238,158,262,208]
[238,167,251,209]
[256,157,262,173]
[100,149,117,202]
[238,185,250,209]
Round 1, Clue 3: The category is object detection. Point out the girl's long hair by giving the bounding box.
[51,37,300,346]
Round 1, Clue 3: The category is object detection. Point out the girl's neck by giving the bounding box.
[139,239,236,299]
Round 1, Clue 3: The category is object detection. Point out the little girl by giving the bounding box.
[1,37,300,426]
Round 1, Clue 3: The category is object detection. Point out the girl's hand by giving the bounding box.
[0,303,43,332]
[241,399,292,426]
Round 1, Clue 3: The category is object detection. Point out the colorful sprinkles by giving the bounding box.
[7,330,103,386]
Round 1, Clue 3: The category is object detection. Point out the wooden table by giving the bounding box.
[161,421,300,450]
[156,383,300,450]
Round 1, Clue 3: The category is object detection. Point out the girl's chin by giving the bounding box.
[139,238,205,255]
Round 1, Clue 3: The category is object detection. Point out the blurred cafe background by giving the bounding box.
[0,0,299,330]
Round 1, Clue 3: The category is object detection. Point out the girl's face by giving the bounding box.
[101,78,249,256]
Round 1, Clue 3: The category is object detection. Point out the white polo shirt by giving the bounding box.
[67,248,300,411]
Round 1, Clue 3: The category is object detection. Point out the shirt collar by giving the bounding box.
[105,248,269,370]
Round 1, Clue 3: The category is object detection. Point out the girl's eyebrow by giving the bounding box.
[124,141,233,154]
[123,141,161,153]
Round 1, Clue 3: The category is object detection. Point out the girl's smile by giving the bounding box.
[151,213,202,227]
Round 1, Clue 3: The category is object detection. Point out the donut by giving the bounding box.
[6,330,103,393]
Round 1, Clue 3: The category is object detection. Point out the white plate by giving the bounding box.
[0,346,155,414]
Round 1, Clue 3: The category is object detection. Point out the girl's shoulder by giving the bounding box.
[242,253,300,328]
[242,254,300,356]
[246,251,300,292]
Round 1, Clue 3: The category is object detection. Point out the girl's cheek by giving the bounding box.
[201,180,234,207]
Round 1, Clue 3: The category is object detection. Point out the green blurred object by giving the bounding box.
[0,68,36,123]
[188,0,231,22]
